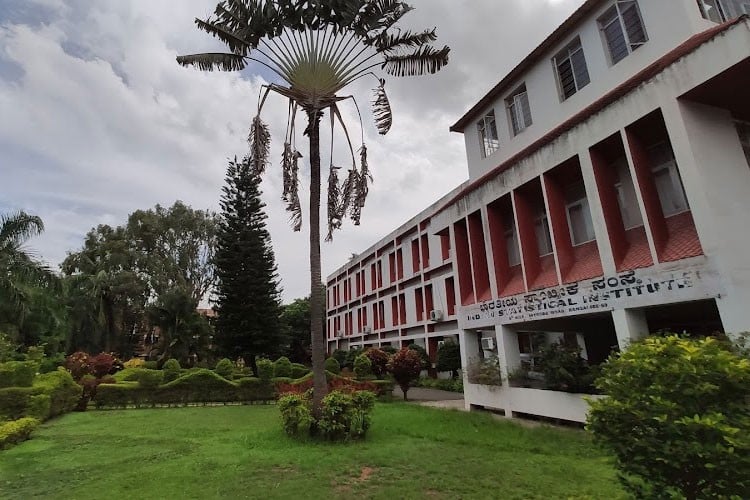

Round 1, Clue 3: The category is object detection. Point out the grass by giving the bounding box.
[0,403,624,499]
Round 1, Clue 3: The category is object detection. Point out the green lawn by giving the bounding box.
[0,404,624,499]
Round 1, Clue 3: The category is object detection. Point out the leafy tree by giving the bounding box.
[146,287,212,366]
[587,335,750,499]
[387,347,422,401]
[178,0,449,413]
[436,341,461,379]
[127,201,218,304]
[406,343,429,370]
[213,157,282,373]
[278,295,323,364]
[363,348,389,378]
[353,353,372,379]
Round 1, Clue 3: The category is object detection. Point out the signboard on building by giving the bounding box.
[459,263,722,329]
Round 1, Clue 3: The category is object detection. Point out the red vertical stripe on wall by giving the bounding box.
[399,293,406,325]
[396,249,404,280]
[412,239,420,273]
[391,296,398,326]
[415,288,424,321]
[453,219,475,305]
[425,284,434,315]
[543,172,574,276]
[468,210,491,301]
[421,235,430,269]
[513,190,540,286]
[590,146,629,265]
[486,199,510,293]
[446,277,456,316]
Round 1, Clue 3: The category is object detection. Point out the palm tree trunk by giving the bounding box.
[307,109,327,416]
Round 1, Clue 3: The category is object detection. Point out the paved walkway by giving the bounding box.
[392,387,466,410]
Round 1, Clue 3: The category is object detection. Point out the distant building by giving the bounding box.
[327,1,750,422]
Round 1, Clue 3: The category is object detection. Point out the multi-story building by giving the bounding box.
[327,0,750,422]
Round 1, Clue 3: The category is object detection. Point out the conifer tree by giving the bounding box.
[214,156,282,372]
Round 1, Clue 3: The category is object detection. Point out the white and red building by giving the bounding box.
[327,0,750,422]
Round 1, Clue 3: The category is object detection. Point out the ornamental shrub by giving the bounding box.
[143,361,158,370]
[387,348,423,401]
[290,363,309,379]
[162,359,181,383]
[112,368,145,383]
[353,354,372,379]
[331,349,347,367]
[0,387,35,421]
[89,353,118,379]
[123,358,145,369]
[273,357,293,378]
[33,369,81,418]
[380,345,397,355]
[407,344,430,370]
[324,357,340,375]
[64,352,91,381]
[0,361,36,388]
[0,417,39,449]
[539,342,595,393]
[436,341,461,379]
[587,335,750,499]
[214,358,234,379]
[364,348,390,378]
[343,348,362,370]
[278,393,312,437]
[136,369,164,389]
[316,390,376,441]
[255,358,274,380]
[466,356,502,386]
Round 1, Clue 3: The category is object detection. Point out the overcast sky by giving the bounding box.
[0,0,585,303]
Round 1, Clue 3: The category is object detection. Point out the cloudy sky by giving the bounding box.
[0,0,584,302]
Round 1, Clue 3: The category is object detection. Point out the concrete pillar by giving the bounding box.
[611,308,649,350]
[579,150,618,275]
[458,329,480,411]
[662,100,750,336]
[494,324,522,381]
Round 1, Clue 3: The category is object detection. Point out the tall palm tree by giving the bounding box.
[178,0,449,412]
[0,211,53,308]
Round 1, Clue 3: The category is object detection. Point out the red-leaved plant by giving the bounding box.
[387,348,422,401]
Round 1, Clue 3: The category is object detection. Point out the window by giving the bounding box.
[612,158,644,229]
[507,84,532,136]
[648,142,689,217]
[598,1,647,65]
[534,211,553,256]
[553,38,590,100]
[477,110,499,158]
[565,182,596,245]
[699,0,750,22]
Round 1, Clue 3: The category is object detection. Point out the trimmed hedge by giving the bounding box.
[290,363,310,379]
[0,417,39,449]
[273,357,292,378]
[0,370,80,422]
[94,370,276,408]
[0,361,36,388]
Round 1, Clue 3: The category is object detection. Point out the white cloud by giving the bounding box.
[0,0,585,302]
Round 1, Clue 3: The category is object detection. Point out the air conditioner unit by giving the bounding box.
[481,337,495,351]
[335,331,344,338]
[437,340,446,349]
[429,309,443,322]
[363,326,372,334]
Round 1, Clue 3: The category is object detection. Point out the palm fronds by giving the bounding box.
[248,115,271,176]
[382,45,450,76]
[372,79,392,135]
[326,166,342,242]
[176,52,247,72]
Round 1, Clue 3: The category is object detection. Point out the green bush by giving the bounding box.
[37,370,80,418]
[539,342,595,393]
[158,369,236,404]
[466,356,502,386]
[255,358,274,381]
[214,358,234,379]
[415,377,463,393]
[317,390,376,441]
[38,354,65,374]
[273,357,293,378]
[235,377,275,401]
[436,341,461,378]
[26,394,51,420]
[364,348,390,378]
[112,367,146,383]
[94,383,144,409]
[136,369,164,389]
[143,361,158,370]
[370,379,395,396]
[353,354,372,379]
[0,417,39,449]
[290,363,309,379]
[0,361,36,388]
[343,348,362,370]
[331,349,347,367]
[162,359,181,383]
[324,357,340,375]
[380,345,397,355]
[0,387,35,421]
[587,335,750,499]
[278,393,312,437]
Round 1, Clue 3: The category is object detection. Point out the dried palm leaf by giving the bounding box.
[372,79,392,135]
[248,115,270,176]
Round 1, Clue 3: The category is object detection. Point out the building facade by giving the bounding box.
[327,0,750,422]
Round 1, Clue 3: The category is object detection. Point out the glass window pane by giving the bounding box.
[621,3,647,47]
[535,216,553,255]
[520,93,532,128]
[604,21,628,63]
[568,203,595,245]
[570,48,590,89]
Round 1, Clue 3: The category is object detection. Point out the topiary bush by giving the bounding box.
[162,359,181,383]
[353,354,372,379]
[33,369,81,418]
[0,387,36,421]
[343,348,362,370]
[387,348,423,401]
[136,369,164,389]
[324,357,340,375]
[273,357,293,378]
[0,361,36,388]
[256,358,274,380]
[587,335,750,499]
[0,417,39,450]
[214,358,234,379]
[290,363,310,379]
[364,348,390,378]
[331,349,347,368]
[123,358,145,369]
